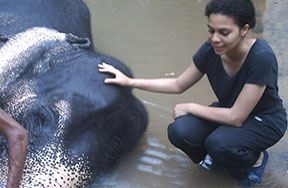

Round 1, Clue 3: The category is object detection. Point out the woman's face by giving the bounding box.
[207,13,246,55]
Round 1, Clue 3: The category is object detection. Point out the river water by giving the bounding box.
[83,0,288,187]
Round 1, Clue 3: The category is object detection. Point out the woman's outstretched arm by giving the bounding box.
[98,62,204,94]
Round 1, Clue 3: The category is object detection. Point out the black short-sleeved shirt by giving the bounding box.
[193,39,287,135]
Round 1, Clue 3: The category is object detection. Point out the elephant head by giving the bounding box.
[0,1,148,187]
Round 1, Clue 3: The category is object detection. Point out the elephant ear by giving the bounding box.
[66,33,91,49]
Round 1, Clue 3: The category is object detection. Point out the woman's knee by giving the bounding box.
[168,115,207,147]
[167,121,185,146]
[168,116,192,145]
[205,133,226,160]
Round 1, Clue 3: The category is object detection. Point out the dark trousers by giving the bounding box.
[167,113,283,179]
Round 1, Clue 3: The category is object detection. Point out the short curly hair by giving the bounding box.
[205,0,256,29]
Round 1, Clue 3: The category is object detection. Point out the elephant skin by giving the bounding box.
[0,0,148,187]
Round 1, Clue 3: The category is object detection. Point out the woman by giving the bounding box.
[98,0,287,187]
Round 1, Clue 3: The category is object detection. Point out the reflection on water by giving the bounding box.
[83,0,288,187]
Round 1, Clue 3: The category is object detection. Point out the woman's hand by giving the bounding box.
[98,62,131,86]
[173,103,193,120]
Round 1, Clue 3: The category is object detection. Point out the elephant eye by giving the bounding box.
[23,106,57,131]
[37,113,47,126]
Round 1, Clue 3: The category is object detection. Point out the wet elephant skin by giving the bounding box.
[0,0,148,187]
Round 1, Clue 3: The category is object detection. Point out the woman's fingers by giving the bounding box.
[98,62,116,74]
[98,62,109,70]
[104,78,115,84]
[98,62,119,84]
[98,62,130,86]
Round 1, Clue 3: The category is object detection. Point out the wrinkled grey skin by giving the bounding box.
[0,0,148,187]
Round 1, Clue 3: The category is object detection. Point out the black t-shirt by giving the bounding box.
[193,39,287,135]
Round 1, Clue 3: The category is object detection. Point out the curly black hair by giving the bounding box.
[205,0,256,29]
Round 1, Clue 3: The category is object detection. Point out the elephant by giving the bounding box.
[0,0,148,187]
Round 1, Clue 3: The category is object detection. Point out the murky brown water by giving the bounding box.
[83,0,288,187]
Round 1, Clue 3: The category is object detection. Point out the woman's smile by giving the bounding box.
[212,45,224,53]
